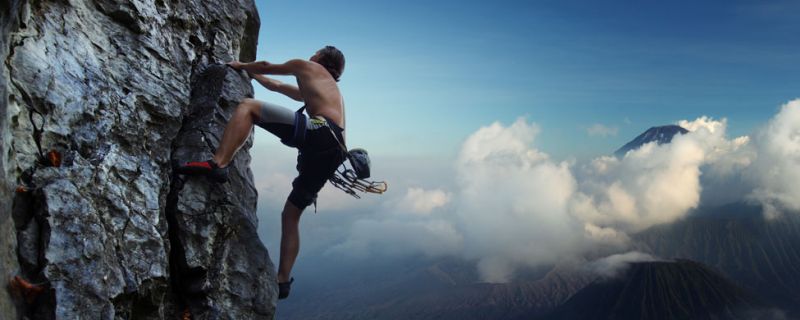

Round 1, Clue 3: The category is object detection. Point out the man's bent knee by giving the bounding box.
[238,98,262,118]
[241,98,260,106]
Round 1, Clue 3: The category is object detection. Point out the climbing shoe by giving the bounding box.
[278,277,294,300]
[175,159,229,183]
[10,276,44,304]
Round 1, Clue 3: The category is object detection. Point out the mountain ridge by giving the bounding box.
[545,259,767,320]
[615,125,689,157]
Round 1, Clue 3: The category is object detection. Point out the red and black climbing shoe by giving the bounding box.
[10,276,44,304]
[278,277,294,300]
[175,159,229,183]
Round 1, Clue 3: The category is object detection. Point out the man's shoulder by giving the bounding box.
[290,59,328,76]
[285,59,310,68]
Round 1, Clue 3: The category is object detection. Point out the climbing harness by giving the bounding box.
[281,106,308,148]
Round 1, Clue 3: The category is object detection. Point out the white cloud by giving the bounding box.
[747,99,800,217]
[266,99,800,284]
[574,127,707,232]
[677,116,724,133]
[587,251,661,278]
[454,118,587,282]
[571,116,761,235]
[328,115,762,282]
[392,187,452,215]
[583,223,631,248]
[587,124,619,137]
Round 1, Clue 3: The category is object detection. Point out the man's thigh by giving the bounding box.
[253,101,297,142]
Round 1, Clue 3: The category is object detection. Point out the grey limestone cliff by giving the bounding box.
[1,0,275,318]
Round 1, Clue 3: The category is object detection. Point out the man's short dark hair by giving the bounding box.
[318,46,345,82]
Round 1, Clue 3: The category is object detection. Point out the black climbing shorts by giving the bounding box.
[254,101,346,210]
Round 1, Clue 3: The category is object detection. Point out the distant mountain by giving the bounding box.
[279,257,595,320]
[365,264,595,320]
[634,202,800,317]
[545,260,766,320]
[614,125,689,157]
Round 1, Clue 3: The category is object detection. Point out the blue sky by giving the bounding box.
[246,1,800,289]
[250,0,800,160]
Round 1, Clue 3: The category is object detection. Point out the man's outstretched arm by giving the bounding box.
[228,59,306,76]
[249,73,303,102]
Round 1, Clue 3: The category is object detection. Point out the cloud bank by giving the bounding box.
[748,100,800,218]
[329,99,800,282]
[455,119,586,282]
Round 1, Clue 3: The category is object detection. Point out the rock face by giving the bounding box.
[168,64,276,318]
[1,0,275,318]
[1,1,24,317]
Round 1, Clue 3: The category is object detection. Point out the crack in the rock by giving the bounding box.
[164,173,191,313]
[8,55,54,167]
[162,63,240,317]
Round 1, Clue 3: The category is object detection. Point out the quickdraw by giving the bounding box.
[328,163,388,199]
[28,108,47,164]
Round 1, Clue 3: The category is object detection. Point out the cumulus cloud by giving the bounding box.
[392,188,452,215]
[331,116,749,282]
[586,124,619,137]
[325,99,800,283]
[572,116,737,233]
[455,119,586,282]
[747,100,800,218]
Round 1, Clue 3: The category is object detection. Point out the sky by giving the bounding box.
[246,0,800,284]
[251,0,800,160]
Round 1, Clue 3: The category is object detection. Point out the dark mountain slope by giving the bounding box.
[615,125,688,157]
[279,257,594,320]
[546,260,766,320]
[634,203,800,316]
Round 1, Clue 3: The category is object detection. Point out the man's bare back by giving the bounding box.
[295,58,345,128]
[228,50,345,129]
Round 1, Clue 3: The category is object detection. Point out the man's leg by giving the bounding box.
[277,200,303,283]
[176,99,295,181]
[175,98,263,181]
[212,98,263,168]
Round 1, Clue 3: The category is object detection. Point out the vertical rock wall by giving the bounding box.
[168,64,276,319]
[1,0,25,317]
[1,0,274,318]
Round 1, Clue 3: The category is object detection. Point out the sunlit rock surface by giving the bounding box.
[1,0,274,318]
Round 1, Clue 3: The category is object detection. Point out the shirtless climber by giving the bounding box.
[175,46,346,300]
